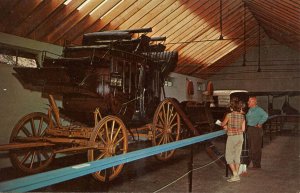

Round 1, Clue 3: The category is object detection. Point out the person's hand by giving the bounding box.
[256,124,262,128]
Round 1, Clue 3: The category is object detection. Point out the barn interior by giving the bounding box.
[0,0,299,192]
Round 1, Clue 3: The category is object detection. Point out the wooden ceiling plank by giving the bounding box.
[190,41,240,74]
[247,0,300,28]
[192,18,259,68]
[71,0,138,44]
[259,16,300,38]
[12,0,66,37]
[191,19,252,67]
[149,0,200,37]
[176,0,247,67]
[129,0,177,30]
[1,0,43,33]
[103,0,152,30]
[250,0,300,24]
[261,21,300,44]
[173,0,241,59]
[265,28,300,51]
[44,0,106,44]
[245,1,300,46]
[59,0,121,43]
[274,0,300,17]
[178,13,258,73]
[168,0,241,52]
[164,0,219,47]
[192,38,258,76]
[118,0,165,30]
[195,39,258,77]
[0,0,20,28]
[288,0,300,7]
[197,32,261,75]
[140,0,189,34]
[27,0,85,40]
[251,9,300,36]
[150,0,209,38]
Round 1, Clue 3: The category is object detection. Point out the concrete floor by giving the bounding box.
[0,129,299,193]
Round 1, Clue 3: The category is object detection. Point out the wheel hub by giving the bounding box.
[106,143,116,155]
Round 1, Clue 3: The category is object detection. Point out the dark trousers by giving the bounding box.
[247,126,263,167]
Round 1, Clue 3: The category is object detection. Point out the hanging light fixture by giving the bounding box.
[257,24,262,72]
[219,0,224,40]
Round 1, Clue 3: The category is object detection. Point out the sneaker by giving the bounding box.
[227,175,240,182]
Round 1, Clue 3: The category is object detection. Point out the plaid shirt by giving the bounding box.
[226,112,244,135]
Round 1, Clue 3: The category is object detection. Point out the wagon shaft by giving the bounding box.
[0,142,54,151]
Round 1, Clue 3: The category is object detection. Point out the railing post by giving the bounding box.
[188,144,194,192]
[104,169,110,191]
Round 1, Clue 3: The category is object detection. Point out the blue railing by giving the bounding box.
[0,130,225,192]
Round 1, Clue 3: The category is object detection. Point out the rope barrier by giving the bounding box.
[153,154,224,193]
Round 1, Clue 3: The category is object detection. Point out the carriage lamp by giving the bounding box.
[110,74,122,87]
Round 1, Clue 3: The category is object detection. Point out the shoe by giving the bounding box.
[227,175,240,182]
[239,172,248,177]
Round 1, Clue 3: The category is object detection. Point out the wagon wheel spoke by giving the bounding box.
[170,122,178,130]
[162,104,167,122]
[110,120,115,140]
[96,152,106,160]
[114,136,125,145]
[169,134,174,142]
[36,151,42,166]
[21,126,31,137]
[155,132,163,138]
[112,126,122,143]
[20,151,32,165]
[29,118,37,137]
[97,132,107,145]
[158,112,165,125]
[157,135,165,145]
[37,117,44,136]
[105,122,110,143]
[41,150,50,160]
[169,111,177,124]
[29,151,36,169]
[155,123,164,129]
[168,104,174,123]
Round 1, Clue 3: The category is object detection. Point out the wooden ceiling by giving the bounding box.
[0,0,299,78]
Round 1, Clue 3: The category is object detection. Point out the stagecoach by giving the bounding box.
[0,28,215,182]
